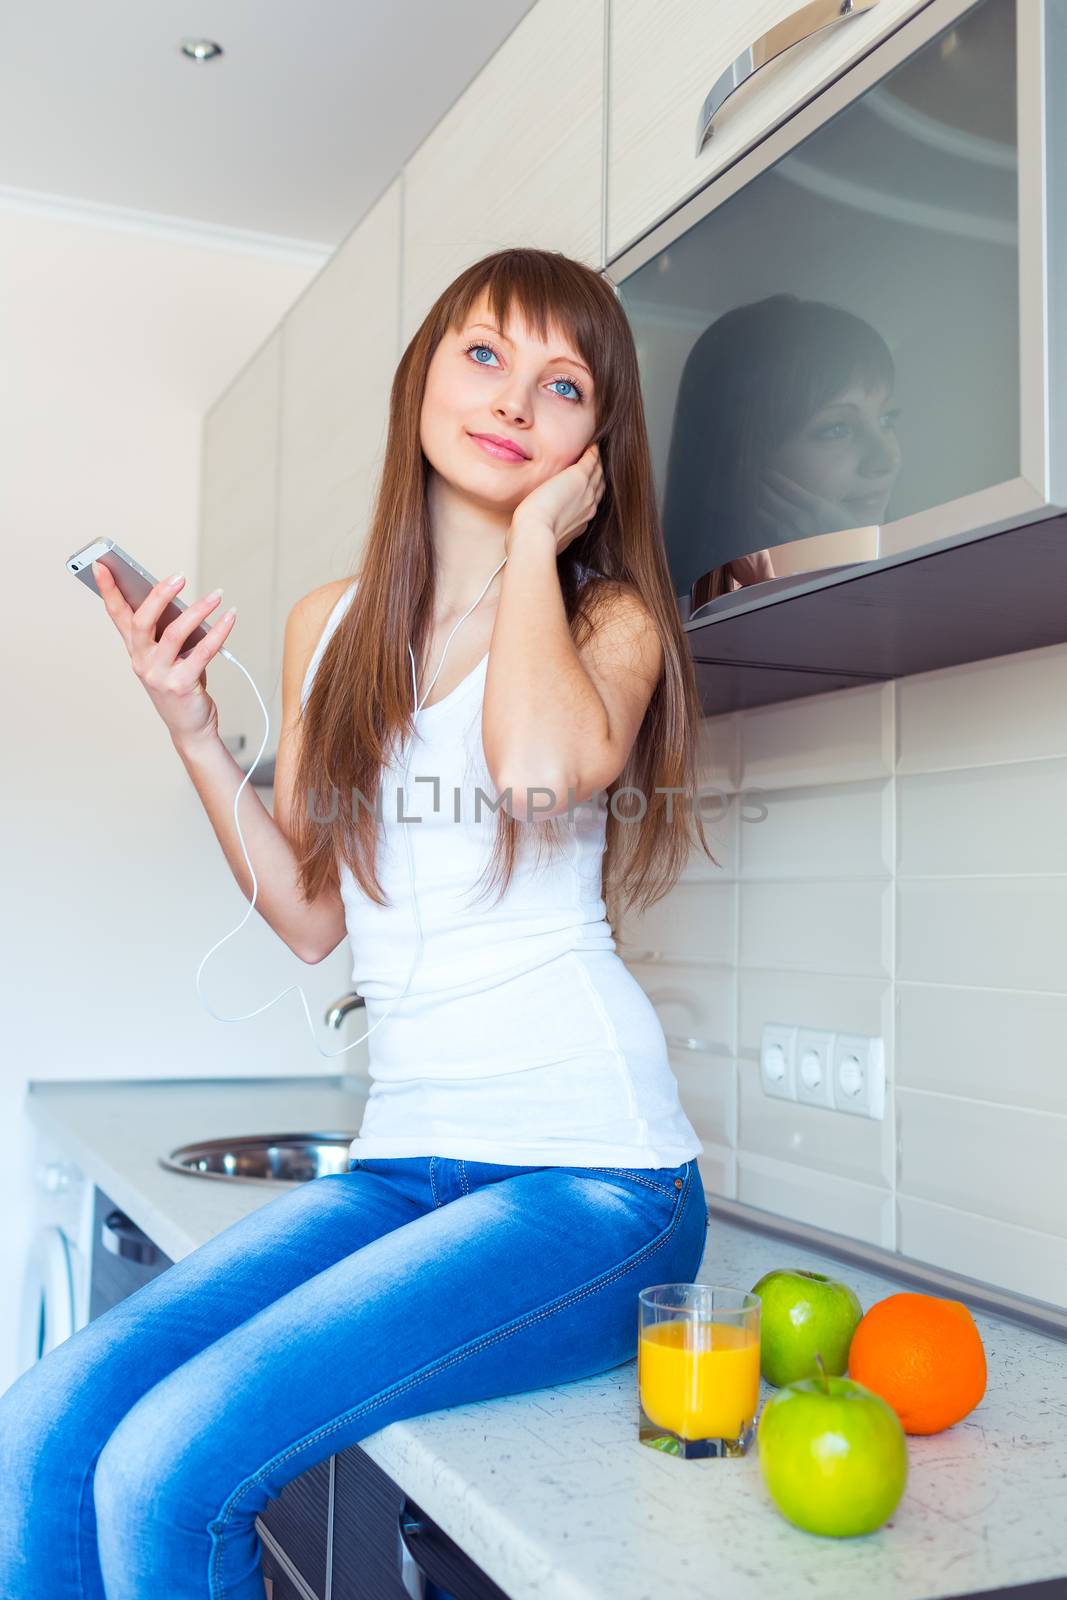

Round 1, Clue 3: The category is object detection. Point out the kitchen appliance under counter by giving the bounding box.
[23,1074,1067,1600]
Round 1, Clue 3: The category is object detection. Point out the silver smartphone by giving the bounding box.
[67,538,214,660]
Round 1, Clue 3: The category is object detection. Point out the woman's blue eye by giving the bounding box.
[462,340,584,402]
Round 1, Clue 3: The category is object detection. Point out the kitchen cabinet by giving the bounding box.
[606,0,1067,709]
[197,332,282,764]
[401,0,605,340]
[607,0,931,260]
[685,513,1067,714]
[271,179,403,741]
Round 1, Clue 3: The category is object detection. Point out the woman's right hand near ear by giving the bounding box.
[92,562,237,749]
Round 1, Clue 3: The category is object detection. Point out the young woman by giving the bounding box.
[0,248,717,1599]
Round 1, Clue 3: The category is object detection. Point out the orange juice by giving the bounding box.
[639,1320,760,1441]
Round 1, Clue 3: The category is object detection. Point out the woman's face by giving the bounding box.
[770,379,902,524]
[420,291,597,512]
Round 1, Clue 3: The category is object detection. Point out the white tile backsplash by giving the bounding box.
[897,643,1067,772]
[737,1153,894,1247]
[896,982,1067,1113]
[741,680,892,788]
[738,969,891,1058]
[669,1051,737,1149]
[740,880,892,976]
[898,878,1067,991]
[897,1090,1067,1239]
[897,1196,1067,1308]
[898,760,1067,876]
[627,645,1067,1308]
[739,1062,893,1188]
[621,881,736,966]
[739,779,892,878]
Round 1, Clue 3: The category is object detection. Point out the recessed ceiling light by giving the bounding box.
[179,38,224,63]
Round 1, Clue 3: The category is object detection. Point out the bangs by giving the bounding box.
[445,255,602,394]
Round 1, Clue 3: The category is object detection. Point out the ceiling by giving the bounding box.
[0,0,536,263]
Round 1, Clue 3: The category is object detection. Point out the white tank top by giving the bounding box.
[301,578,703,1168]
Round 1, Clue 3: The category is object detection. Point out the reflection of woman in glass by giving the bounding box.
[661,294,902,605]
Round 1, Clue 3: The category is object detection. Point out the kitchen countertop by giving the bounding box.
[25,1074,1067,1600]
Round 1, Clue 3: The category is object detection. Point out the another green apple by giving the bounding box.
[758,1372,908,1537]
[751,1267,862,1387]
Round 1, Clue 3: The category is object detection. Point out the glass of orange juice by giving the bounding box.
[638,1285,762,1458]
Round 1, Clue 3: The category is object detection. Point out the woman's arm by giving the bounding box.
[171,584,350,963]
[483,521,663,820]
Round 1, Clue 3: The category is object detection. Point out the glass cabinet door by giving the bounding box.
[610,0,1058,612]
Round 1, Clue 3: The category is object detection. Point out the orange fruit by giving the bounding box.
[848,1291,986,1435]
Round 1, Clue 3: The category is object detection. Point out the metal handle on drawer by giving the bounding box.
[398,1508,428,1600]
[696,0,880,152]
[101,1210,159,1266]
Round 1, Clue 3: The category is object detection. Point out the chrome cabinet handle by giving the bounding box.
[397,1508,427,1600]
[696,0,880,153]
[101,1210,159,1266]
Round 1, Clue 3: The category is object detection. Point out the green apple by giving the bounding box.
[751,1267,862,1387]
[758,1372,908,1537]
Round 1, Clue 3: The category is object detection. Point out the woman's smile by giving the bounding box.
[468,431,531,464]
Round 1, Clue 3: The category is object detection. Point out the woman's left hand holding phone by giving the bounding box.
[90,562,236,752]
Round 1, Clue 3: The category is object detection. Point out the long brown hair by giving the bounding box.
[291,247,718,936]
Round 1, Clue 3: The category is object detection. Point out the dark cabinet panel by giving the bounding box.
[260,1538,314,1600]
[332,1445,408,1600]
[687,516,1067,714]
[333,1445,511,1600]
[257,1458,331,1599]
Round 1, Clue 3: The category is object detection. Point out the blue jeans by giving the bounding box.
[0,1154,708,1598]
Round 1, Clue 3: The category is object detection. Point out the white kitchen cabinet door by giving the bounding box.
[608,0,931,261]
[401,0,606,342]
[272,178,403,739]
[198,333,281,765]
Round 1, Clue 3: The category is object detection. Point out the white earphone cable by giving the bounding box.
[194,557,507,1057]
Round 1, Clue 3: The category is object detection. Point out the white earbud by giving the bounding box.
[195,555,508,1057]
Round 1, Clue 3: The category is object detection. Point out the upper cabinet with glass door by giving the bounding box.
[607,0,1066,617]
[608,0,933,261]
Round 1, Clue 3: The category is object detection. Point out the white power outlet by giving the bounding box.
[794,1028,836,1109]
[832,1032,886,1119]
[758,1023,886,1118]
[760,1023,798,1101]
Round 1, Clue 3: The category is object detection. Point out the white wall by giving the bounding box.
[0,203,322,1389]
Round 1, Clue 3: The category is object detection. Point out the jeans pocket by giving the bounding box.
[596,1161,693,1200]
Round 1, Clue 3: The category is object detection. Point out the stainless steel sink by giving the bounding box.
[159,1132,358,1186]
